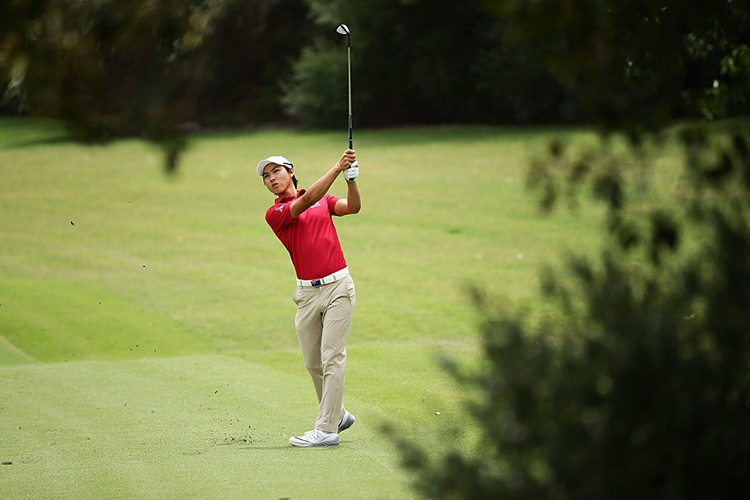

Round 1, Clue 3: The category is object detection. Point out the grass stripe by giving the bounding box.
[0,333,36,364]
[1,277,211,363]
[0,355,422,500]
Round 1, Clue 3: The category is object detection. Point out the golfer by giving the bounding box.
[257,149,360,447]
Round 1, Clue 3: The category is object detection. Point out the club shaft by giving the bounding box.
[347,43,353,149]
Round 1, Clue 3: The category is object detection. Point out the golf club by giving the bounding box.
[336,24,358,180]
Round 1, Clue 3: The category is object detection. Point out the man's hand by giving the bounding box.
[337,149,357,171]
[343,165,359,182]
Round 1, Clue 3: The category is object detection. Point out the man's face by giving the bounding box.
[263,163,294,195]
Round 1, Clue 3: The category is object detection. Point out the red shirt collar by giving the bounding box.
[276,189,305,204]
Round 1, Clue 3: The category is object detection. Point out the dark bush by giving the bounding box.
[281,41,348,128]
[394,125,750,500]
[391,1,750,497]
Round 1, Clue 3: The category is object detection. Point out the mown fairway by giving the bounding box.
[1,118,622,498]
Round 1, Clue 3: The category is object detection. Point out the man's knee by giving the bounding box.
[321,350,346,373]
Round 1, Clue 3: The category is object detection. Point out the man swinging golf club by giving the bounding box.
[256,22,361,447]
[257,150,360,446]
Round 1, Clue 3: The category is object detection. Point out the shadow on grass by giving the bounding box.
[236,445,292,451]
[240,439,362,450]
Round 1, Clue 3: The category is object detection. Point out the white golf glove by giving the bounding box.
[344,161,359,182]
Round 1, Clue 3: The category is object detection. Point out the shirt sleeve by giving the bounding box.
[326,194,340,215]
[266,202,293,231]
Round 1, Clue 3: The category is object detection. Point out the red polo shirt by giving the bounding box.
[265,190,348,280]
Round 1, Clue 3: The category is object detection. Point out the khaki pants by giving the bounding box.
[293,275,356,433]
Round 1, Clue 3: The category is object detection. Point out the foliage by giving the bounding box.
[0,0,311,170]
[695,43,750,120]
[195,0,313,128]
[4,1,750,160]
[394,122,750,500]
[282,0,564,127]
[0,0,226,169]
[286,0,750,128]
[392,1,750,499]
[281,40,348,128]
[493,0,750,134]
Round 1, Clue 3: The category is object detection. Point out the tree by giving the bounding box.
[0,0,312,171]
[492,0,750,133]
[282,0,564,127]
[193,0,313,128]
[393,1,750,499]
[0,0,229,169]
[395,124,750,500]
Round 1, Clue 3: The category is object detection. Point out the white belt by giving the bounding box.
[297,267,350,288]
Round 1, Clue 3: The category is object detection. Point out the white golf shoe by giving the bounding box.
[303,411,356,436]
[289,429,339,447]
[338,411,356,433]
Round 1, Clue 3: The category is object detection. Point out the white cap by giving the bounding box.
[256,155,292,176]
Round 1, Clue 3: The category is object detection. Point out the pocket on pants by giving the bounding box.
[345,276,356,308]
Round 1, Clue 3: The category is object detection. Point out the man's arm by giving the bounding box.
[334,179,361,215]
[290,149,356,219]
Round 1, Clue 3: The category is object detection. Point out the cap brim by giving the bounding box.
[256,160,273,176]
[257,156,291,176]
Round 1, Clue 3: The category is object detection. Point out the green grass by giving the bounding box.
[0,355,414,499]
[0,117,691,498]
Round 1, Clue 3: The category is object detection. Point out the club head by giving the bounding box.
[336,24,350,36]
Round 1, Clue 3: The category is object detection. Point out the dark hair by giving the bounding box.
[282,164,298,188]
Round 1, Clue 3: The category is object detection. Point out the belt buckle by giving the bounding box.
[311,279,322,287]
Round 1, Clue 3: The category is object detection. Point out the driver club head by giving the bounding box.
[336,24,350,36]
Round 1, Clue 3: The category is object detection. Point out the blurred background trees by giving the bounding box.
[1,0,225,168]
[0,0,311,168]
[1,0,565,135]
[495,0,750,133]
[3,0,750,163]
[282,0,564,127]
